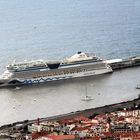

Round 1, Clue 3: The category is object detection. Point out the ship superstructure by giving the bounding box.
[0,52,112,87]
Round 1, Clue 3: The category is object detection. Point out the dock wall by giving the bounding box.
[107,56,140,70]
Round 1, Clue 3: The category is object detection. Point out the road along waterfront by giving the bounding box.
[1,96,140,136]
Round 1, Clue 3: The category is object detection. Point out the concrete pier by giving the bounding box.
[106,56,140,70]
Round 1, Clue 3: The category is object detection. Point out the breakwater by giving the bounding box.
[107,56,140,70]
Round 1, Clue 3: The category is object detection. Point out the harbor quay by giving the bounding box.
[106,56,140,70]
[1,96,140,140]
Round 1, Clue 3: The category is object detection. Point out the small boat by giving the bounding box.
[81,95,93,101]
[81,87,93,101]
[136,84,140,89]
[33,99,37,101]
[14,86,21,90]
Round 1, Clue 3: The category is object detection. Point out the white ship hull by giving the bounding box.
[0,52,113,87]
[8,66,112,86]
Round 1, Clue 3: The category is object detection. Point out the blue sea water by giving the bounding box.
[0,0,140,68]
[0,0,140,125]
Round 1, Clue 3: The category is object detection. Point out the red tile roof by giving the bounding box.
[95,114,106,118]
[102,132,140,139]
[71,127,89,131]
[81,136,100,140]
[44,135,75,140]
[74,116,89,121]
[31,131,50,139]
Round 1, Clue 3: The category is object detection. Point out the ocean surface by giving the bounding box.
[0,0,140,126]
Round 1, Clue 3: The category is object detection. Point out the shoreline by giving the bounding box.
[1,95,140,131]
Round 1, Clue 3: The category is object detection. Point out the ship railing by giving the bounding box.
[7,59,48,67]
[7,62,48,70]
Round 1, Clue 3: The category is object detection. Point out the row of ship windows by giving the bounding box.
[15,67,104,78]
[32,68,88,78]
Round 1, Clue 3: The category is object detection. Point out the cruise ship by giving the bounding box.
[0,52,112,87]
